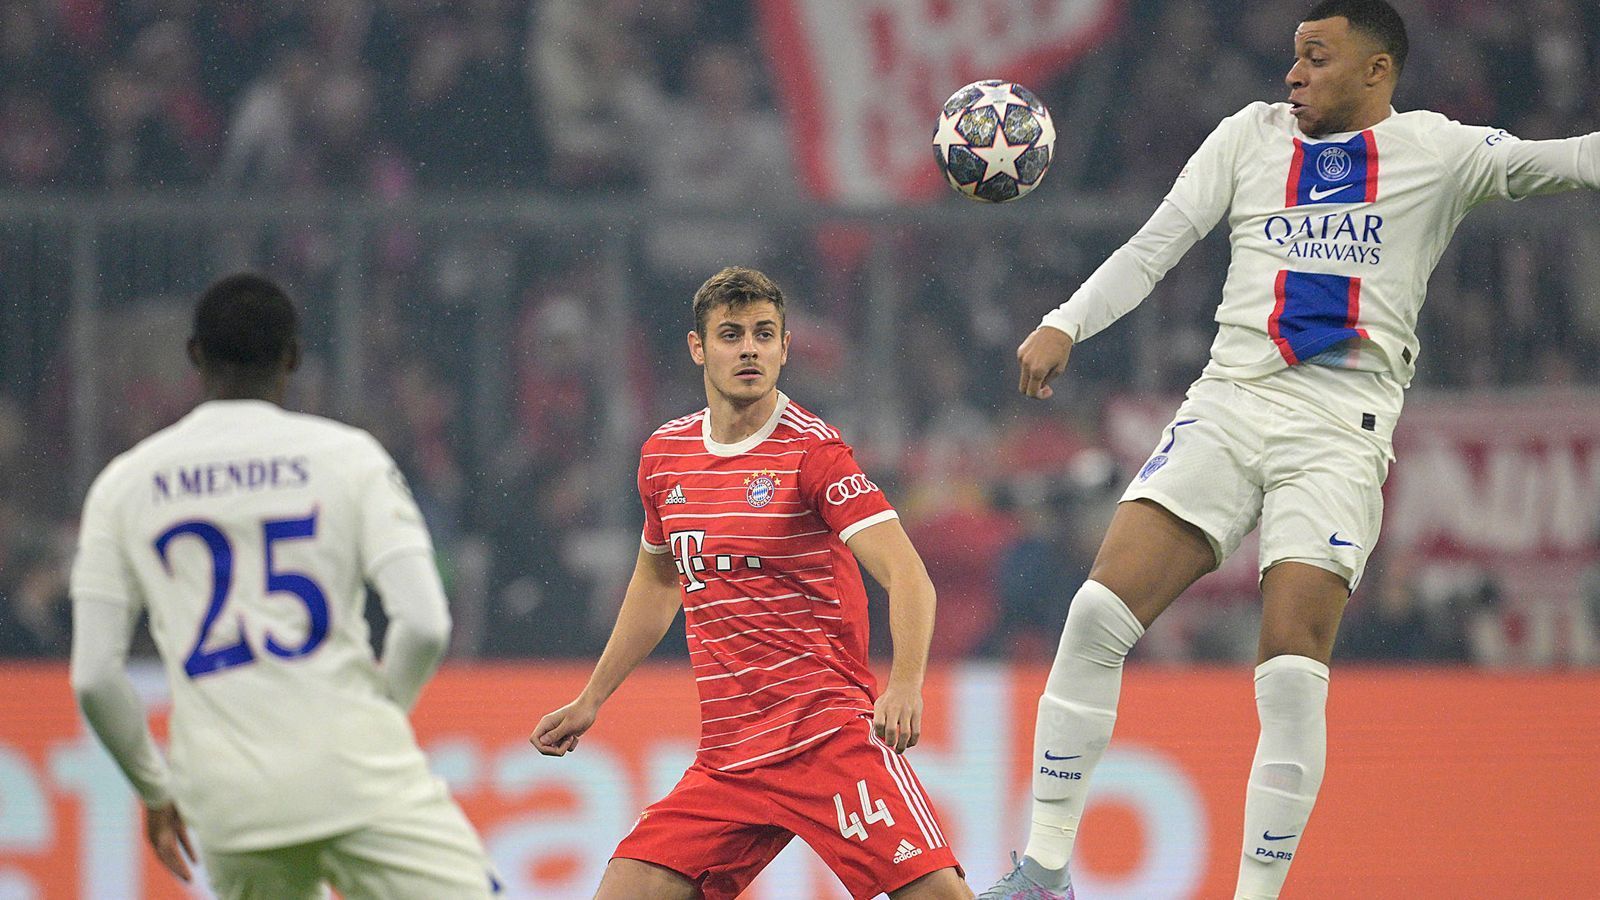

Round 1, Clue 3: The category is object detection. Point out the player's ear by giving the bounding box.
[283,337,302,374]
[1365,52,1393,87]
[780,330,791,366]
[186,337,204,370]
[688,330,705,365]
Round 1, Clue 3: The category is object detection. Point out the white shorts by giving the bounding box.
[203,783,499,900]
[1120,374,1391,590]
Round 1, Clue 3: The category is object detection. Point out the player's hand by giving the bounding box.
[1017,326,1073,399]
[144,802,195,883]
[531,697,599,757]
[873,681,923,754]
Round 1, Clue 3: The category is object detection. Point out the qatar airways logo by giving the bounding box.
[1263,211,1384,265]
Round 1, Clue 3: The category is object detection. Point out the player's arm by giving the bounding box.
[1020,200,1203,398]
[848,518,937,754]
[1022,106,1244,399]
[372,551,452,711]
[69,598,195,882]
[1502,132,1600,197]
[530,546,680,756]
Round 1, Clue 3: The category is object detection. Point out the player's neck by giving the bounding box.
[705,389,780,445]
[200,376,286,406]
[1316,102,1393,137]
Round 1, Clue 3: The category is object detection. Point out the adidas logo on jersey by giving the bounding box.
[893,838,923,864]
[665,484,687,504]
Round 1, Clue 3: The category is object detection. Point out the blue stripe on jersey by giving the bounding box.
[1287,131,1377,207]
[1269,270,1365,365]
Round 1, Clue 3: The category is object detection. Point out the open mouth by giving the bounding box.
[735,367,762,380]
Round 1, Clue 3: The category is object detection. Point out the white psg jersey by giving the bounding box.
[70,400,440,851]
[1168,101,1572,388]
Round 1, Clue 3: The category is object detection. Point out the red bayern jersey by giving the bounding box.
[639,392,896,771]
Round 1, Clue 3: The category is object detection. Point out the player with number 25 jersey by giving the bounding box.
[70,274,496,898]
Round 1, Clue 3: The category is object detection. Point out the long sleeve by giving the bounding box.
[1504,132,1600,198]
[372,551,452,712]
[1038,199,1204,343]
[69,596,173,807]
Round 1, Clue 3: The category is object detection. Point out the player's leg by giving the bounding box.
[606,763,792,900]
[1010,382,1265,895]
[773,718,965,899]
[201,841,327,900]
[1235,416,1386,900]
[889,866,973,899]
[595,859,700,900]
[318,784,500,899]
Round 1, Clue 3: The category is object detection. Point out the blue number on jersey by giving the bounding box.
[155,513,330,680]
[156,520,252,678]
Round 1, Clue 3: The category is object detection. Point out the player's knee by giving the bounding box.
[1058,581,1144,668]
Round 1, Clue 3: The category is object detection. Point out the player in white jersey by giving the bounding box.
[69,274,499,899]
[982,1,1600,899]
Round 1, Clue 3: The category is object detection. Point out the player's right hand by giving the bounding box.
[531,698,598,756]
[1017,326,1073,399]
[144,802,195,883]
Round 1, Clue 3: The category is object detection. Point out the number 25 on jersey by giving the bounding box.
[153,513,330,680]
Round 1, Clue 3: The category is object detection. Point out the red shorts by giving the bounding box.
[613,716,962,899]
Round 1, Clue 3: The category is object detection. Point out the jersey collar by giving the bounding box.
[702,391,790,457]
[1295,106,1397,142]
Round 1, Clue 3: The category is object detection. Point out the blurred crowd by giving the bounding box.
[3,0,1600,665]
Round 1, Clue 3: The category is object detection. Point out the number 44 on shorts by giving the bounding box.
[834,779,895,841]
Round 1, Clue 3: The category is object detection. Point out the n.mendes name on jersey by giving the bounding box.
[151,455,310,503]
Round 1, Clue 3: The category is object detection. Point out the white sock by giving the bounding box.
[1235,654,1330,900]
[1024,580,1144,876]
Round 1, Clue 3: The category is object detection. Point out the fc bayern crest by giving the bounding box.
[744,471,781,508]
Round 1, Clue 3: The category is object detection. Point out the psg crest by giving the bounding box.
[744,471,781,508]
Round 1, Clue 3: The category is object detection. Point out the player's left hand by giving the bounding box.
[144,801,196,883]
[872,682,923,754]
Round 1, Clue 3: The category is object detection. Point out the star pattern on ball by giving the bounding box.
[1037,110,1057,154]
[970,122,1027,183]
[932,109,967,159]
[974,81,1028,114]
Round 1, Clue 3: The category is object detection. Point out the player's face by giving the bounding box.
[1286,17,1381,137]
[689,301,790,405]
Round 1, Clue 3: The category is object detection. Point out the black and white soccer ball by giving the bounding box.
[933,80,1055,202]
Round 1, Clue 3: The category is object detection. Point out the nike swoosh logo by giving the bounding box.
[1328,532,1360,548]
[1308,183,1355,201]
[1263,831,1298,841]
[1043,752,1082,761]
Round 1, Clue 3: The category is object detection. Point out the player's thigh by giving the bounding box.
[612,764,792,900]
[775,718,963,899]
[320,787,499,899]
[595,858,700,900]
[889,866,974,899]
[1104,381,1265,621]
[202,842,327,900]
[1257,418,1389,662]
[1258,415,1389,592]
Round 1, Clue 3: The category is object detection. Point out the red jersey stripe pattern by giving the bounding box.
[638,393,894,771]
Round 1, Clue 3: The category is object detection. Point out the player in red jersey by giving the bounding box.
[532,267,970,899]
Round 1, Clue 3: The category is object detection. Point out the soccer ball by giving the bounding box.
[933,80,1055,202]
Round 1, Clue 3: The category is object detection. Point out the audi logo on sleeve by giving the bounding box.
[825,474,880,505]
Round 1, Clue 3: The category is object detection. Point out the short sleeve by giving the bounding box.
[798,441,896,542]
[638,456,668,554]
[355,437,435,578]
[69,468,138,609]
[1163,106,1246,233]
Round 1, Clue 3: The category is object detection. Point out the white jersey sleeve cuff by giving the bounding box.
[641,533,670,554]
[838,509,899,544]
